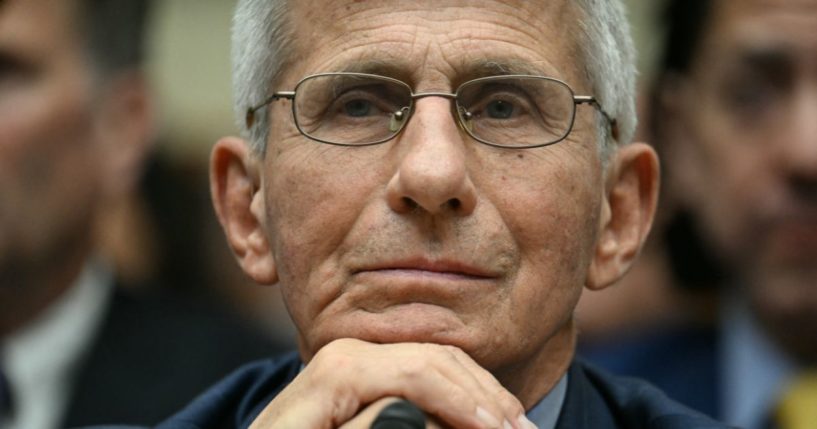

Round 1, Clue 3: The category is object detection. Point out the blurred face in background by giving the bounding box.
[665,0,817,362]
[0,0,152,335]
[0,0,100,285]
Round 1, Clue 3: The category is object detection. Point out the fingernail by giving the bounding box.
[517,414,538,429]
[475,406,502,428]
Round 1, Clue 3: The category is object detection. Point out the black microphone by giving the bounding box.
[370,399,427,429]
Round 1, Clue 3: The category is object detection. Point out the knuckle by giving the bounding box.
[411,344,449,368]
[312,340,355,375]
[442,344,467,359]
[399,357,427,379]
[420,342,444,355]
[423,384,472,415]
[499,391,525,415]
[427,344,460,363]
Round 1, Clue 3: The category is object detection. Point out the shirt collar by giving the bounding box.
[526,372,568,429]
[721,295,797,429]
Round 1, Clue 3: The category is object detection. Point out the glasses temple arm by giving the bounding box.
[245,91,296,128]
[574,96,619,141]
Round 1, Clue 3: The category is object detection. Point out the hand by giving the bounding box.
[247,339,537,429]
[339,397,443,429]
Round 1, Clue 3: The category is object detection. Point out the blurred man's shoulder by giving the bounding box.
[65,285,292,427]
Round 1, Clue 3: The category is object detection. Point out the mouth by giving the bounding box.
[352,257,500,280]
[342,256,505,315]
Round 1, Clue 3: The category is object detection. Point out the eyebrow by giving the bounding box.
[459,59,554,78]
[333,58,556,83]
[335,60,412,82]
[0,48,38,77]
[728,46,795,82]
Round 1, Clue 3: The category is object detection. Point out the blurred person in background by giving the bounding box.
[582,1,817,428]
[0,1,283,428]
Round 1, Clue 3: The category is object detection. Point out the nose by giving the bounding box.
[778,90,817,202]
[385,97,477,216]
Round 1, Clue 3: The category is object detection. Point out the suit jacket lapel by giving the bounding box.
[555,361,619,429]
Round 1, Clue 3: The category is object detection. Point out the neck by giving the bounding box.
[495,318,576,410]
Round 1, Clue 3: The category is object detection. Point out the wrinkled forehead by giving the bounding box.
[284,0,586,91]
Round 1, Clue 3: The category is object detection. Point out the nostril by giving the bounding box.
[790,176,817,204]
[402,197,418,210]
[448,198,461,210]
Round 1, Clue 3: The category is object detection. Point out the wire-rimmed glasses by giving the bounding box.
[246,72,616,149]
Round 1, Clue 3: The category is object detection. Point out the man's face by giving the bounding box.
[259,0,608,373]
[0,0,102,280]
[671,0,817,359]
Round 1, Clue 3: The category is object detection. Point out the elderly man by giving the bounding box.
[151,1,728,428]
[583,1,817,428]
[0,1,280,428]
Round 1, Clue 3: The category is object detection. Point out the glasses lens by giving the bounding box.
[293,73,413,146]
[456,76,575,147]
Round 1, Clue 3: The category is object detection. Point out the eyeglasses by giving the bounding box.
[246,72,616,149]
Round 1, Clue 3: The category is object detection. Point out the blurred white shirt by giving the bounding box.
[0,260,112,429]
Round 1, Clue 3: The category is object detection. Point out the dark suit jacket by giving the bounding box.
[149,352,733,429]
[62,287,288,427]
[579,325,720,419]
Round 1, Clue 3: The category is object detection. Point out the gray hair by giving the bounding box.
[574,0,638,157]
[231,0,636,156]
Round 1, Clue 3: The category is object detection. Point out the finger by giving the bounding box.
[304,339,521,428]
[375,343,512,428]
[411,344,511,426]
[339,397,450,429]
[443,346,528,428]
[318,340,503,428]
[398,366,501,429]
[338,397,411,429]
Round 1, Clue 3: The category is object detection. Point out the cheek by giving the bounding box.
[492,154,602,316]
[0,82,96,194]
[264,143,392,319]
[513,188,598,288]
[691,124,772,243]
[497,150,601,263]
[0,81,99,255]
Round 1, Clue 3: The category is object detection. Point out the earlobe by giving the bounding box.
[586,143,660,291]
[210,137,278,285]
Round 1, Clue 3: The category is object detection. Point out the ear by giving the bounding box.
[94,72,155,197]
[586,142,660,290]
[210,137,278,285]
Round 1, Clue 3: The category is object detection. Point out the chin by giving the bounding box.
[313,303,475,350]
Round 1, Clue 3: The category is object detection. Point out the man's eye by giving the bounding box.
[0,57,31,89]
[720,79,784,123]
[485,100,515,119]
[343,99,373,117]
[725,82,769,107]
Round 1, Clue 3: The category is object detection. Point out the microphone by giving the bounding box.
[370,399,427,429]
